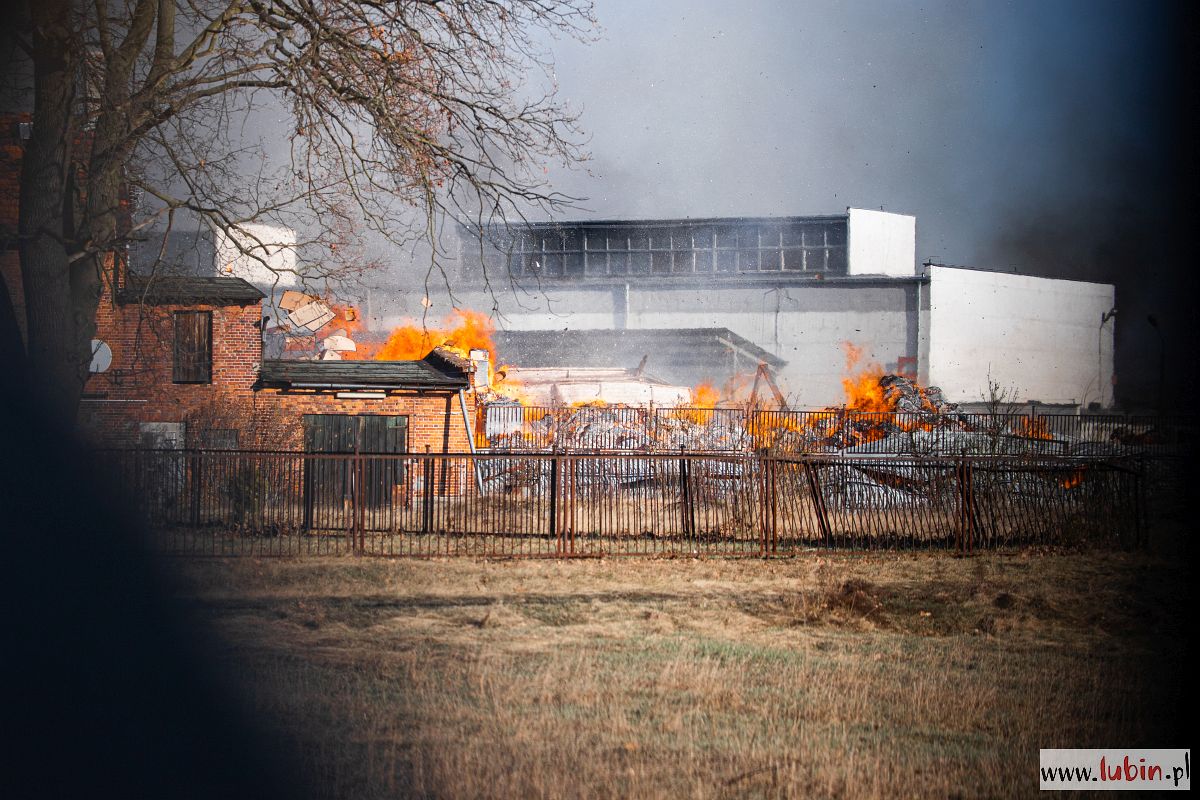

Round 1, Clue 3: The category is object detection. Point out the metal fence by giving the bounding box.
[479,405,1196,458]
[98,448,1146,557]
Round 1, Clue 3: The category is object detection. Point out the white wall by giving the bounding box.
[213,223,299,288]
[436,281,915,409]
[927,265,1116,407]
[847,208,916,277]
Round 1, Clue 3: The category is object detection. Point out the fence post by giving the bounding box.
[757,454,769,556]
[804,461,832,549]
[355,444,367,553]
[569,455,577,555]
[679,447,694,547]
[768,456,779,553]
[955,459,976,554]
[549,455,560,554]
[421,445,434,536]
[188,450,202,527]
[1133,459,1145,550]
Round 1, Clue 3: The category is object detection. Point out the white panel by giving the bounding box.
[214,223,299,288]
[927,266,1116,407]
[847,208,916,276]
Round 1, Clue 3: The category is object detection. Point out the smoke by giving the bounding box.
[521,0,1192,408]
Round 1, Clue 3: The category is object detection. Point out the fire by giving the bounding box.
[840,342,890,412]
[374,309,496,364]
[1059,469,1085,489]
[491,367,536,405]
[692,381,719,408]
[671,380,721,424]
[327,303,364,337]
[1016,417,1054,441]
[324,303,369,359]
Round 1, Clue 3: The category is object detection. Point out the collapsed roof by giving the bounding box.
[493,327,784,388]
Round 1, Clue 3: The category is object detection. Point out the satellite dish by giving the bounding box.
[89,339,112,373]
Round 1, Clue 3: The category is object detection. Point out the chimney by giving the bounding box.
[469,348,491,390]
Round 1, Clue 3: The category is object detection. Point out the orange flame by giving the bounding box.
[692,380,719,408]
[374,309,496,364]
[327,303,364,337]
[840,342,890,412]
[1017,417,1054,441]
[489,365,538,405]
[672,380,721,424]
[1059,469,1085,489]
[324,304,368,359]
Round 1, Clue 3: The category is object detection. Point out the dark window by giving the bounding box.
[199,428,239,449]
[173,311,212,383]
[562,252,583,277]
[472,218,848,282]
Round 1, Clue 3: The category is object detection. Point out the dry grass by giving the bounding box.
[169,551,1187,799]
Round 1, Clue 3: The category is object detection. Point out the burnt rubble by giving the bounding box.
[479,374,1187,459]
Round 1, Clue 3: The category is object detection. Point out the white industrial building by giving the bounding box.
[436,208,1115,410]
[133,222,301,291]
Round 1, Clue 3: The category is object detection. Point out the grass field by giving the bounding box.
[170,550,1188,799]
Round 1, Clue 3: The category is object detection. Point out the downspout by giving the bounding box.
[459,388,484,493]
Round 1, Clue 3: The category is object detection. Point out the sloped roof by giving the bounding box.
[258,351,469,391]
[117,275,265,305]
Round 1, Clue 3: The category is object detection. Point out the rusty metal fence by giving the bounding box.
[479,405,1195,458]
[97,449,1146,557]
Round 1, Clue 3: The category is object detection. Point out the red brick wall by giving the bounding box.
[245,391,475,453]
[79,269,477,451]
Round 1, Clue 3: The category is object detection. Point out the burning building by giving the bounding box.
[442,209,1117,411]
[75,271,478,455]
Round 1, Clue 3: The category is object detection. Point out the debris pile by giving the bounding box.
[879,374,956,415]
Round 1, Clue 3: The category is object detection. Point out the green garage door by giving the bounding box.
[303,414,408,528]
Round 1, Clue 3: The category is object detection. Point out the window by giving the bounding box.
[173,311,212,383]
[198,428,239,449]
[469,217,850,282]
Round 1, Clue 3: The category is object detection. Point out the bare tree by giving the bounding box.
[6,0,596,423]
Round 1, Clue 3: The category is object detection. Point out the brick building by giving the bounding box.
[2,116,478,455]
[76,272,477,453]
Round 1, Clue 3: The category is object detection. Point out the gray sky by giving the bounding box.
[535,0,1171,267]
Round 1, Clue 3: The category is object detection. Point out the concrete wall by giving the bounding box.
[430,280,917,408]
[847,209,916,277]
[926,265,1116,407]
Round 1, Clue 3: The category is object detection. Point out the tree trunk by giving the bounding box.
[19,0,83,426]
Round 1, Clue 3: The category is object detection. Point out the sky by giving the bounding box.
[514,0,1190,406]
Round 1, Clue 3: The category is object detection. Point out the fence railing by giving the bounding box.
[97,448,1147,557]
[478,405,1196,458]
